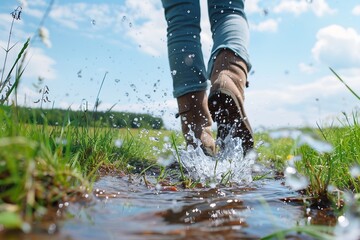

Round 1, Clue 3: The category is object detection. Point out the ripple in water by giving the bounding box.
[178,133,255,185]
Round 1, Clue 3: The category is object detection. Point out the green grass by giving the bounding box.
[0,105,181,230]
[296,114,360,201]
[1,4,359,239]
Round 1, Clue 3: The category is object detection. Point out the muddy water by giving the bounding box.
[3,175,336,240]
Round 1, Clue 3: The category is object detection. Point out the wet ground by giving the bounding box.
[2,175,336,240]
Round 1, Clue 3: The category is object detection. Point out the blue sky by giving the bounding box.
[0,0,359,130]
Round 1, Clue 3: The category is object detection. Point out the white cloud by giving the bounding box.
[24,47,57,80]
[250,19,280,32]
[15,85,44,107]
[123,0,167,56]
[18,0,47,8]
[299,62,316,74]
[49,3,88,29]
[245,0,262,14]
[0,13,26,40]
[0,42,56,84]
[352,5,360,16]
[43,1,168,56]
[246,69,360,128]
[0,11,56,88]
[273,0,336,17]
[311,25,360,69]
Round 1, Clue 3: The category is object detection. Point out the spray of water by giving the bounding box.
[334,192,360,240]
[178,131,255,185]
[268,129,334,191]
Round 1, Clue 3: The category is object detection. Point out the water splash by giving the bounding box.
[350,165,360,178]
[269,129,333,153]
[284,166,309,191]
[334,192,360,240]
[268,129,334,190]
[178,132,255,185]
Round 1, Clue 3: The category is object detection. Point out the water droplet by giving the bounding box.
[171,70,177,76]
[284,166,309,191]
[149,137,159,142]
[21,223,31,233]
[114,139,123,148]
[350,165,360,178]
[262,8,269,16]
[48,223,57,234]
[187,10,190,13]
[115,79,120,83]
[129,22,132,27]
[91,19,96,25]
[298,135,333,153]
[55,137,67,145]
[338,216,349,227]
[122,16,126,22]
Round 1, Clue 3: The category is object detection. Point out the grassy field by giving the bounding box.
[0,4,359,238]
[0,104,359,233]
[0,108,184,230]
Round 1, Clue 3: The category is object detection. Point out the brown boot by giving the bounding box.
[208,49,253,154]
[176,91,216,155]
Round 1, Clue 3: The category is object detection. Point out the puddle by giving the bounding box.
[1,130,345,240]
[1,175,336,240]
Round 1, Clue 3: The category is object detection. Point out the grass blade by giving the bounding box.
[330,67,360,101]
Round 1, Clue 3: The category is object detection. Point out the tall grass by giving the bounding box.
[295,113,360,203]
[0,105,175,231]
[0,106,90,230]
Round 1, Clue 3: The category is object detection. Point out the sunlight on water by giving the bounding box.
[179,133,255,185]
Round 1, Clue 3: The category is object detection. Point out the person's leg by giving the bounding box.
[161,0,215,154]
[207,0,251,73]
[207,0,253,154]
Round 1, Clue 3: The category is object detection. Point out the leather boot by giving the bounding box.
[208,49,253,154]
[176,91,216,155]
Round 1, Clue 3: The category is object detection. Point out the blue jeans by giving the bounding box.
[162,0,251,98]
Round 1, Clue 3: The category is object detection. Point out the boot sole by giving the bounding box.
[208,90,253,154]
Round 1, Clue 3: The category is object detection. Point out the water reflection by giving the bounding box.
[63,176,308,239]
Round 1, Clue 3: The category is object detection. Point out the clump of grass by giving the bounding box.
[294,69,359,206]
[0,106,90,230]
[295,113,360,203]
